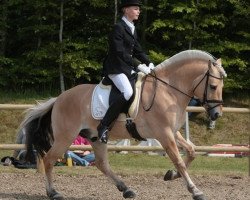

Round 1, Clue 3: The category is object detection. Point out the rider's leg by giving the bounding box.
[98,93,127,143]
[98,73,133,143]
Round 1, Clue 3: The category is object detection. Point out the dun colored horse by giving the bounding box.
[21,50,226,200]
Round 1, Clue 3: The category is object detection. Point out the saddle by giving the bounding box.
[91,72,145,121]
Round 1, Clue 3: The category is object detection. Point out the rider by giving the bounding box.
[97,0,154,143]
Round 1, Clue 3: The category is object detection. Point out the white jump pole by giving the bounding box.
[0,144,249,152]
[184,112,190,141]
[0,104,249,113]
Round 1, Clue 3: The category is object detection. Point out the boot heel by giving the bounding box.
[97,123,109,143]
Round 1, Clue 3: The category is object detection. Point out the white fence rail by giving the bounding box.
[1,104,249,113]
[0,144,249,153]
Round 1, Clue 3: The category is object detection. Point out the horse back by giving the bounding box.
[52,84,96,126]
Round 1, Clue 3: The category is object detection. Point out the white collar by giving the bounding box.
[122,16,135,34]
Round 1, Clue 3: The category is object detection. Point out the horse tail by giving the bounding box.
[20,98,57,161]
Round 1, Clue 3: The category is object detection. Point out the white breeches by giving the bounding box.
[108,73,133,101]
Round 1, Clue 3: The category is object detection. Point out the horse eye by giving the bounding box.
[210,85,217,90]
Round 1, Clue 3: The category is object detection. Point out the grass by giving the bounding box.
[110,153,249,176]
[187,112,249,145]
[0,153,248,176]
[0,89,59,104]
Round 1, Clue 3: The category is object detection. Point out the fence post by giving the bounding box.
[184,112,190,141]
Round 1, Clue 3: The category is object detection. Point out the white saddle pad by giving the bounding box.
[91,83,111,120]
[91,72,145,121]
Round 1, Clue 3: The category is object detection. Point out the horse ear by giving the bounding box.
[216,58,222,65]
[215,58,227,77]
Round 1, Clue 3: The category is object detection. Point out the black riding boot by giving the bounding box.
[97,94,127,143]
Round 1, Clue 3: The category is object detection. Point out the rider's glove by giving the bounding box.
[148,63,155,70]
[138,64,151,75]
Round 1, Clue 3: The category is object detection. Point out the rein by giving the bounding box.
[140,70,158,111]
[150,73,193,99]
[141,62,224,112]
[141,70,193,112]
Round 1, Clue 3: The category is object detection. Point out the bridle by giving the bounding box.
[141,61,224,112]
[192,61,224,111]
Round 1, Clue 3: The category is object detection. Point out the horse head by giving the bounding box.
[153,50,227,121]
[193,57,227,121]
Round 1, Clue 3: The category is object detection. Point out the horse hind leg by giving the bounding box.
[164,131,195,181]
[91,141,136,199]
[43,140,73,200]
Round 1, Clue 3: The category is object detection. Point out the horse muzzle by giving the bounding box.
[209,111,220,121]
[206,101,223,121]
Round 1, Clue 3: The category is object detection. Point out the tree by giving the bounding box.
[59,0,65,92]
[0,0,8,56]
[147,0,250,90]
[0,0,249,92]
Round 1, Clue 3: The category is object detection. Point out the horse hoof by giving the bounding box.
[123,189,136,199]
[48,191,65,200]
[50,194,65,200]
[164,170,173,181]
[193,194,206,200]
[52,197,64,200]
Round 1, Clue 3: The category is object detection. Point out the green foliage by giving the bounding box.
[0,57,14,86]
[0,0,249,91]
[148,50,168,64]
[148,0,250,90]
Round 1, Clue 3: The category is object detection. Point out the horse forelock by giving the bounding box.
[213,63,227,78]
[156,50,216,70]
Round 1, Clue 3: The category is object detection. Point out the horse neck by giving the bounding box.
[155,59,208,105]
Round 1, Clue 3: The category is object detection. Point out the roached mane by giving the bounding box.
[156,50,216,70]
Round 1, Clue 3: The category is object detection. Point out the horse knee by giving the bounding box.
[174,159,187,171]
[187,146,196,160]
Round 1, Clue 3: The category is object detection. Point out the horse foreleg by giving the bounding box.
[161,134,206,200]
[164,131,195,181]
[176,131,195,167]
[91,141,136,199]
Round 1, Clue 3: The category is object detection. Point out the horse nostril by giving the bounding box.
[212,113,220,120]
[210,112,220,121]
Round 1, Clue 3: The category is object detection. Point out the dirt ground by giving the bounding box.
[0,172,249,200]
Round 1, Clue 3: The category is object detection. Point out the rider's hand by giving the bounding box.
[138,64,151,74]
[148,63,155,70]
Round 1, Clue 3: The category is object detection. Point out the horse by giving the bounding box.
[20,50,226,200]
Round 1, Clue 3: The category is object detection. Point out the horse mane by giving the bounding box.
[156,50,216,70]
